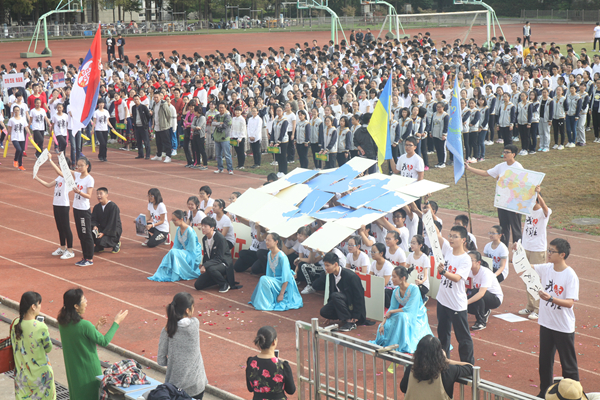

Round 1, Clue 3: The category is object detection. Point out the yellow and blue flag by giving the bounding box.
[447,76,465,183]
[367,77,393,172]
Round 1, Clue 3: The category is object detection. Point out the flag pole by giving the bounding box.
[464,168,473,234]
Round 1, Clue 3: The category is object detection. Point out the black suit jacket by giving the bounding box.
[131,104,151,128]
[327,268,366,324]
[201,231,234,285]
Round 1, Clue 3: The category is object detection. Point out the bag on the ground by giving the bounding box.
[146,383,192,400]
[0,319,16,373]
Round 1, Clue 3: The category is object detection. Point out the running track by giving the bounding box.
[1,145,599,398]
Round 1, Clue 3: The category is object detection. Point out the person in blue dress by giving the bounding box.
[369,266,433,354]
[249,232,303,311]
[149,210,203,282]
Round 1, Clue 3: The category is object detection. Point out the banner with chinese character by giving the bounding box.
[2,73,25,89]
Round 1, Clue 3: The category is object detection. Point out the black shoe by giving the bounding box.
[94,246,104,253]
[145,157,151,160]
[338,322,357,332]
[112,242,121,253]
[135,156,144,159]
[470,322,486,331]
[219,283,230,293]
[251,165,260,169]
[484,309,491,324]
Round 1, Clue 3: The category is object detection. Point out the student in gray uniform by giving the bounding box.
[576,84,590,146]
[295,110,311,168]
[496,93,516,146]
[565,85,582,148]
[430,102,449,168]
[538,88,554,152]
[516,92,533,156]
[552,87,567,150]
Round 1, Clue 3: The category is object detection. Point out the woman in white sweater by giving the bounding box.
[158,292,207,399]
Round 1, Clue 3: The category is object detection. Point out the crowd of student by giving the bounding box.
[3,29,589,400]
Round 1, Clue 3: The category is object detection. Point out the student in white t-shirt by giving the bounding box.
[357,225,376,259]
[29,98,50,158]
[345,236,370,273]
[404,203,420,243]
[435,223,474,364]
[91,100,114,162]
[594,22,600,51]
[198,185,215,216]
[454,214,477,250]
[50,103,69,153]
[465,144,524,246]
[34,158,75,260]
[144,188,170,248]
[384,231,407,268]
[534,238,579,397]
[483,225,509,282]
[517,185,551,320]
[377,209,410,253]
[390,136,425,180]
[48,155,95,267]
[213,199,235,249]
[185,196,206,228]
[466,251,503,331]
[370,243,395,308]
[407,235,431,302]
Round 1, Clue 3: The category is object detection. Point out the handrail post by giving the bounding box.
[311,318,320,400]
[472,366,480,400]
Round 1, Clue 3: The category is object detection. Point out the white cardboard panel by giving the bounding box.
[275,184,312,205]
[301,222,356,253]
[224,188,274,221]
[382,175,417,191]
[256,178,295,194]
[337,208,387,230]
[397,179,449,198]
[268,214,315,238]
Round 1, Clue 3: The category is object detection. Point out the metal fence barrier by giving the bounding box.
[296,318,539,400]
[520,9,600,23]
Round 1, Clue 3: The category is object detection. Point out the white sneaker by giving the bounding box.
[470,157,477,163]
[60,250,75,260]
[438,163,446,168]
[164,156,172,163]
[214,169,223,174]
[513,136,519,142]
[557,145,564,150]
[568,142,576,148]
[270,161,278,166]
[171,150,177,156]
[528,312,539,320]
[276,172,285,178]
[519,150,528,156]
[542,147,549,152]
[552,144,559,149]
[518,308,532,315]
[151,156,162,161]
[301,285,316,294]
[52,248,65,256]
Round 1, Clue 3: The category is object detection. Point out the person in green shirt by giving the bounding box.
[11,291,55,400]
[57,288,128,400]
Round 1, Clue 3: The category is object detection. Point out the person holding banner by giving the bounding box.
[369,266,433,353]
[91,99,114,162]
[48,154,95,267]
[464,144,523,247]
[7,105,30,170]
[30,97,51,158]
[51,103,69,153]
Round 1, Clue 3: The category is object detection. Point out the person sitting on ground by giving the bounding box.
[194,217,236,293]
[249,232,303,311]
[483,225,509,283]
[91,187,122,254]
[246,326,296,399]
[369,267,433,353]
[466,251,504,331]
[320,252,368,332]
[400,335,473,400]
[141,188,170,247]
[149,210,203,282]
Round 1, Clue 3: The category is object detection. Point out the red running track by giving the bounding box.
[0,144,599,398]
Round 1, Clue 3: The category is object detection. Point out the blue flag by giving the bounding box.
[446,76,465,183]
[367,77,393,172]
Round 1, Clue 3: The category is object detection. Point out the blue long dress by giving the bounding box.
[148,226,203,282]
[369,284,433,354]
[249,250,304,311]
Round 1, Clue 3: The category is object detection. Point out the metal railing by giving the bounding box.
[296,318,539,400]
[520,9,600,23]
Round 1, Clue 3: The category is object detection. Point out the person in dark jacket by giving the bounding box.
[131,94,152,159]
[352,113,378,173]
[320,252,367,332]
[91,187,122,253]
[194,217,236,293]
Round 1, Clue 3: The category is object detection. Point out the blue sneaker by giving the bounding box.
[75,259,94,267]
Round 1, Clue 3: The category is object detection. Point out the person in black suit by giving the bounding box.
[91,187,122,253]
[320,252,367,332]
[131,95,152,159]
[194,217,235,293]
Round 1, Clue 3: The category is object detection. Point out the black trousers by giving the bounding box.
[69,130,81,166]
[337,151,348,167]
[183,127,193,165]
[538,325,579,398]
[552,119,565,145]
[467,289,501,324]
[594,37,600,50]
[433,137,446,165]
[488,114,496,141]
[96,130,108,159]
[234,249,269,274]
[437,302,474,364]
[384,288,393,309]
[518,124,530,151]
[497,208,522,246]
[325,153,336,169]
[593,112,600,139]
[56,135,67,153]
[73,208,94,260]
[320,292,351,322]
[95,233,120,250]
[418,284,429,302]
[53,205,73,248]
[134,126,151,158]
[311,143,322,168]
[194,260,228,289]
[276,142,288,173]
[250,140,261,166]
[155,129,170,157]
[233,138,246,167]
[33,130,45,157]
[296,142,309,168]
[498,126,512,144]
[287,134,295,161]
[419,138,429,167]
[147,227,168,247]
[13,140,25,166]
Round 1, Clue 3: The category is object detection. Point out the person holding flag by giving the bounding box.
[445,75,466,184]
[366,76,393,173]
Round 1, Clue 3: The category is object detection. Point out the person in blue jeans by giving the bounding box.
[213,102,233,174]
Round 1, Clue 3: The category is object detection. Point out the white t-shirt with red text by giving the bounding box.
[437,241,472,311]
[522,207,552,252]
[467,266,504,303]
[535,263,579,333]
